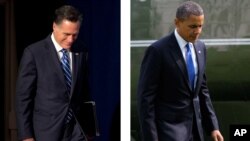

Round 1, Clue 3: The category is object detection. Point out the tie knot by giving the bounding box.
[61,49,68,54]
[186,43,192,52]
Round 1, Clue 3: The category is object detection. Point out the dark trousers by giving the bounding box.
[189,118,201,141]
[62,119,87,141]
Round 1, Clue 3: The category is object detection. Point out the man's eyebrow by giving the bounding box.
[188,25,203,28]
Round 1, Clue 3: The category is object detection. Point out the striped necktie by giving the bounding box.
[61,49,73,123]
[185,43,195,90]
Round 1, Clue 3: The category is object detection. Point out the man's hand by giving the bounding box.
[211,130,224,141]
[23,138,35,141]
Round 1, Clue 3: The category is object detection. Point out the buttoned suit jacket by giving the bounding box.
[16,34,89,141]
[137,32,219,141]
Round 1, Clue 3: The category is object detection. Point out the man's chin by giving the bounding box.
[189,38,198,43]
[62,45,72,49]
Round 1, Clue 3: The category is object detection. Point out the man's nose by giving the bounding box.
[195,27,202,34]
[67,36,75,42]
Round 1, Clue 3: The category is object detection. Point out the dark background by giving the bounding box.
[3,0,120,141]
[1,4,5,141]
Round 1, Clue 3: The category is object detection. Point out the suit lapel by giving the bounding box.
[168,34,191,90]
[193,42,204,94]
[46,36,67,89]
[168,33,206,94]
[46,35,80,99]
[71,52,81,97]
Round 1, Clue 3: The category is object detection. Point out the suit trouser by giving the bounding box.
[189,117,201,141]
[62,119,87,141]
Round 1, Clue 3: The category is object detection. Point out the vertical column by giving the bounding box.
[4,0,17,140]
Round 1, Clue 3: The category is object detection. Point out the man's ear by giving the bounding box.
[174,18,179,27]
[53,22,57,30]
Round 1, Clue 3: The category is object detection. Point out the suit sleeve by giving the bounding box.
[16,47,37,140]
[199,47,219,134]
[137,46,161,141]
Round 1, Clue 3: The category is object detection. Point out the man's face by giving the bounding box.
[175,14,204,43]
[53,19,80,49]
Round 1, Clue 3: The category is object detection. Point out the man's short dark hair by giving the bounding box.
[176,1,204,20]
[54,5,82,24]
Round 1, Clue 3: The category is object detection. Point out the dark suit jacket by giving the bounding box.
[16,34,89,141]
[137,32,219,141]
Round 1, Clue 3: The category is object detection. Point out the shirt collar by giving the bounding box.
[51,33,66,52]
[174,29,192,50]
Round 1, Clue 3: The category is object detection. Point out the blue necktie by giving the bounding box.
[186,43,195,90]
[61,49,73,123]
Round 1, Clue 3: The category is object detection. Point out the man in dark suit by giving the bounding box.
[137,1,224,141]
[16,5,89,141]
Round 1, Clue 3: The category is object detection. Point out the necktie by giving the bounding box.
[185,43,195,90]
[61,49,73,123]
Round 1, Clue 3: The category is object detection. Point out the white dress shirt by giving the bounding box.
[51,33,73,72]
[174,29,198,88]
